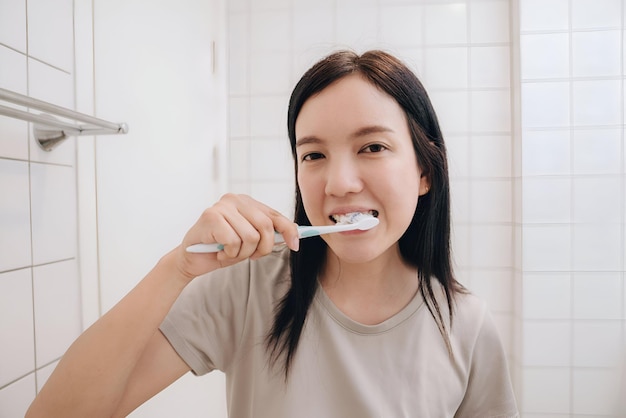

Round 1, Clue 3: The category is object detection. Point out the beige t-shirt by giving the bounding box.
[160,247,518,418]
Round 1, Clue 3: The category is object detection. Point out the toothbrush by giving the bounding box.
[185,212,379,253]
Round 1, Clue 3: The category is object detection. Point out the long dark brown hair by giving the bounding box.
[266,50,463,377]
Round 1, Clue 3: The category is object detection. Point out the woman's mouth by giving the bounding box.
[330,210,379,224]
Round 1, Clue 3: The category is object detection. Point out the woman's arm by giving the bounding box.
[25,250,191,418]
[25,194,299,418]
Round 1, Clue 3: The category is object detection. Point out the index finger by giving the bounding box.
[267,208,299,252]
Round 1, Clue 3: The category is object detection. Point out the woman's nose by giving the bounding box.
[324,158,363,197]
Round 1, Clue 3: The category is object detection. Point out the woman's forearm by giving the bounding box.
[25,248,190,418]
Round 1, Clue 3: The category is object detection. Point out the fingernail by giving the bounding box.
[291,237,300,252]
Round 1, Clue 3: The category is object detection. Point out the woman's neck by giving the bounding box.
[319,247,419,325]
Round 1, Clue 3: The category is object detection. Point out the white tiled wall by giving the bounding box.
[0,0,80,416]
[515,0,626,415]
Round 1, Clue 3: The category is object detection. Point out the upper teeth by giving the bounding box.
[331,210,377,224]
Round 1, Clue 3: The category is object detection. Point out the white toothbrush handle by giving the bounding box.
[185,223,360,253]
[186,233,285,253]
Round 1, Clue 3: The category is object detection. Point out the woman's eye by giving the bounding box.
[361,143,387,153]
[302,152,324,161]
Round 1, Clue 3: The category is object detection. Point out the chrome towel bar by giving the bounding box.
[0,87,128,151]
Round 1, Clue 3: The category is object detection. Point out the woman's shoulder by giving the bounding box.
[428,279,492,340]
[180,245,291,309]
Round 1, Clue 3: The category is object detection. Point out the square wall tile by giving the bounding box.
[0,46,28,160]
[572,369,621,415]
[572,80,621,127]
[520,33,569,80]
[470,90,511,133]
[572,0,622,29]
[423,3,467,45]
[335,5,379,50]
[0,45,27,94]
[0,159,31,271]
[249,96,288,136]
[379,5,424,47]
[446,135,470,179]
[0,0,26,52]
[523,321,571,366]
[450,178,470,224]
[521,82,570,128]
[30,163,77,265]
[572,30,621,78]
[229,139,250,182]
[572,176,621,223]
[521,129,570,176]
[450,223,470,267]
[522,225,571,271]
[429,91,469,134]
[522,273,571,319]
[522,368,571,413]
[573,273,621,320]
[249,138,293,181]
[27,0,73,72]
[573,321,622,367]
[229,97,249,138]
[469,135,511,178]
[520,0,569,32]
[33,260,81,366]
[250,51,292,95]
[469,0,510,43]
[572,224,621,271]
[228,13,249,96]
[0,374,36,418]
[0,268,34,388]
[251,0,290,11]
[468,225,512,268]
[423,47,468,90]
[470,46,510,89]
[293,6,334,50]
[469,179,512,223]
[468,269,513,313]
[228,0,249,13]
[522,177,571,224]
[250,11,290,52]
[572,128,621,175]
[0,117,28,161]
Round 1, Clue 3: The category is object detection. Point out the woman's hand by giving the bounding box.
[174,194,299,281]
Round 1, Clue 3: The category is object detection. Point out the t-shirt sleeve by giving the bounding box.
[159,259,253,376]
[454,309,519,418]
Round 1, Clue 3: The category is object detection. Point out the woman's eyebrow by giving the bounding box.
[296,125,394,147]
[295,136,322,147]
[350,125,394,138]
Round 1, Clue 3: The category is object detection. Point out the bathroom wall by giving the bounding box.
[0,0,81,416]
[514,0,625,415]
[0,0,229,416]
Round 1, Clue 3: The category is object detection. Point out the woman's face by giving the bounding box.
[295,74,429,263]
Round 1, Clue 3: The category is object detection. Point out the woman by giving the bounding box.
[26,50,518,417]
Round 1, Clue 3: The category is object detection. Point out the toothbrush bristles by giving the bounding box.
[336,212,374,225]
